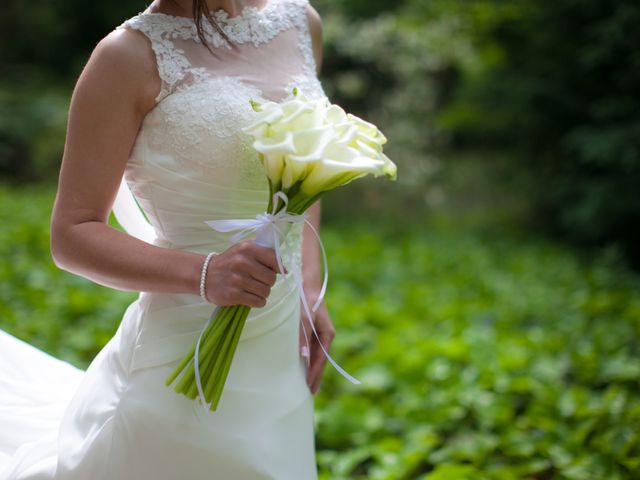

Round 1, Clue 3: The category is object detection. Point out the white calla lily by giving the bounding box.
[243,88,397,212]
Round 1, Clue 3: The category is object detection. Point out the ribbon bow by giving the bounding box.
[204,191,361,386]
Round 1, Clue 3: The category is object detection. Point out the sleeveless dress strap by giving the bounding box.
[116,15,195,104]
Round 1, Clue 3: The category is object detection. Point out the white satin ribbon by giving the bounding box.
[199,191,361,404]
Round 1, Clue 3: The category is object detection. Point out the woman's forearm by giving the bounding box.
[51,219,204,296]
[301,200,323,297]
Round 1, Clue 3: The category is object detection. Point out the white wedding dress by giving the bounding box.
[0,1,326,478]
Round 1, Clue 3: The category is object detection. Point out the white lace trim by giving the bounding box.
[146,76,266,182]
[115,0,321,103]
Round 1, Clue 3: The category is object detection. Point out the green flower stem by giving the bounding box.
[167,305,235,392]
[165,342,196,387]
[185,308,236,394]
[167,303,250,409]
[208,305,250,410]
[186,344,217,399]
[166,313,221,389]
[209,309,245,405]
[203,337,233,406]
[286,191,324,215]
[175,325,227,394]
[202,307,241,399]
[267,180,274,212]
[190,319,230,400]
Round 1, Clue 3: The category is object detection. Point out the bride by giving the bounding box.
[0,0,336,478]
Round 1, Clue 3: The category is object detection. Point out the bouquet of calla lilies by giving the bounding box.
[165,88,397,411]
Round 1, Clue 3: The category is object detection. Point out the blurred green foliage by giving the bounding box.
[0,184,138,365]
[0,0,140,180]
[2,185,639,479]
[437,0,640,268]
[2,2,639,477]
[1,0,638,264]
[318,225,640,479]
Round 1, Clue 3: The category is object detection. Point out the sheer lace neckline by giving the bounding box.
[141,0,276,24]
[133,0,301,49]
[117,0,322,103]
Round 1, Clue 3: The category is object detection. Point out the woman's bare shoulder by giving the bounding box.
[74,26,160,114]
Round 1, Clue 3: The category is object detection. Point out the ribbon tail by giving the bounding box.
[293,268,361,385]
[272,191,289,213]
[303,217,329,312]
[272,222,292,275]
[194,307,220,413]
[300,314,311,367]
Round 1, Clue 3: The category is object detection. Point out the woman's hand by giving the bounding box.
[299,292,336,395]
[204,241,283,308]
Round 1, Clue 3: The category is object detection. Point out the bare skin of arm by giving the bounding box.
[299,5,337,394]
[50,28,281,311]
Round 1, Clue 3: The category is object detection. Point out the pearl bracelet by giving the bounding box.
[199,252,217,303]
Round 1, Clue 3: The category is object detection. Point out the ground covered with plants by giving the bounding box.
[1,185,638,479]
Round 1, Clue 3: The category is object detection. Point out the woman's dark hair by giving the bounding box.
[192,0,233,53]
[168,0,233,53]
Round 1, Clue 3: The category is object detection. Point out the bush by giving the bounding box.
[0,83,68,181]
[441,0,640,267]
[1,184,639,479]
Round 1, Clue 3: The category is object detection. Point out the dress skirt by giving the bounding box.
[0,273,317,480]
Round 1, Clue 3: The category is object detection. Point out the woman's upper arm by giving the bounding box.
[51,28,159,250]
[306,5,324,75]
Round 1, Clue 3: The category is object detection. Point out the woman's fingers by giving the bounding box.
[249,263,278,287]
[235,290,267,308]
[306,329,334,394]
[241,275,271,300]
[251,243,286,274]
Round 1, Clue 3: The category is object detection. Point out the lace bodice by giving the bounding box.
[114,0,326,275]
[118,1,324,103]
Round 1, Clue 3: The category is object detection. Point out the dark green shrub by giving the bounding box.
[442,0,640,266]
